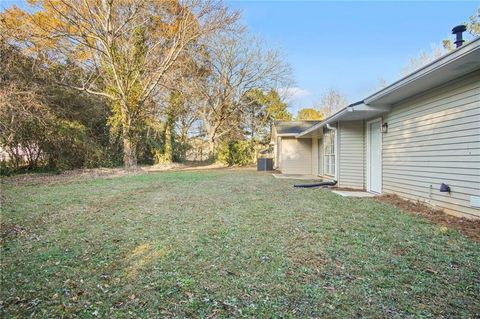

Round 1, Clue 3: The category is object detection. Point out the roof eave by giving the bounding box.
[296,38,480,139]
[296,108,348,137]
[296,103,390,137]
[277,133,300,137]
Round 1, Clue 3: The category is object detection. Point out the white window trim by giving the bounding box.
[323,127,337,178]
[366,118,383,193]
[317,138,322,177]
[335,122,339,181]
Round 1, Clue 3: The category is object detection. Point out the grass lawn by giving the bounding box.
[1,169,479,318]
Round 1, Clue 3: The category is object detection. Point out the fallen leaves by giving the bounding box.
[375,194,480,241]
[2,170,479,317]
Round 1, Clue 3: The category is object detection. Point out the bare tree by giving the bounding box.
[176,96,201,145]
[191,29,292,155]
[403,7,480,76]
[315,89,348,117]
[1,0,237,167]
[401,44,447,76]
[377,77,388,90]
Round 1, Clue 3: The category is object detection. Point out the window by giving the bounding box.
[323,130,336,176]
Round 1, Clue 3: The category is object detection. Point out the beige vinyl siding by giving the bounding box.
[338,121,365,189]
[273,137,278,168]
[311,137,319,175]
[274,136,281,169]
[382,70,480,218]
[279,137,313,175]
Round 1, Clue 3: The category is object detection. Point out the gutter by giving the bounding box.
[346,100,365,108]
[276,133,300,137]
[296,101,362,137]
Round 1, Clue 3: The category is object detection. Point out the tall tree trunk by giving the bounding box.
[122,135,137,168]
[163,124,172,163]
[207,125,218,159]
[203,116,217,159]
[121,111,137,168]
[208,136,215,157]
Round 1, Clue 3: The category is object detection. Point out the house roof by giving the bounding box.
[297,103,390,137]
[297,36,480,137]
[273,120,321,135]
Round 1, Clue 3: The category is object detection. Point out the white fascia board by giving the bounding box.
[295,123,325,138]
[296,104,390,138]
[277,133,300,137]
[349,104,391,113]
[296,107,349,137]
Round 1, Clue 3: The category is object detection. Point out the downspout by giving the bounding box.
[326,123,336,131]
[321,101,363,184]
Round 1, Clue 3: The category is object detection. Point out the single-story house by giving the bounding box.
[272,36,480,219]
[271,120,321,174]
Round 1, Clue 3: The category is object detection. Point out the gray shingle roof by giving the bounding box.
[274,120,321,135]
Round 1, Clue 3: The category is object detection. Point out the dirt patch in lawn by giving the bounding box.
[375,194,480,242]
[146,162,228,172]
[1,167,144,186]
[1,163,233,186]
[0,223,28,239]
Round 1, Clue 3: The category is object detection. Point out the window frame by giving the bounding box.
[323,129,336,177]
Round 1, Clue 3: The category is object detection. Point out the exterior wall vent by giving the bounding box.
[470,196,480,208]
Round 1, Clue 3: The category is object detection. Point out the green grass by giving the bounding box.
[1,169,479,318]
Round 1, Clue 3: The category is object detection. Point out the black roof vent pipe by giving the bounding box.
[452,25,467,48]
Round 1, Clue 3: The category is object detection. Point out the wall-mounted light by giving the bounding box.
[440,183,451,193]
[381,122,388,133]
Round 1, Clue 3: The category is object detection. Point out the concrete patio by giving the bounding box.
[272,173,323,180]
[332,191,377,197]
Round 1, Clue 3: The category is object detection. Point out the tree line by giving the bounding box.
[0,0,294,172]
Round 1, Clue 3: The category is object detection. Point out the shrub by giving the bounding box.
[216,140,255,166]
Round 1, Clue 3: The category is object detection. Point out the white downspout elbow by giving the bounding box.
[326,123,337,131]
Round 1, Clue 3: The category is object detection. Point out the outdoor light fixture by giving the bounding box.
[440,183,451,193]
[381,122,388,133]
